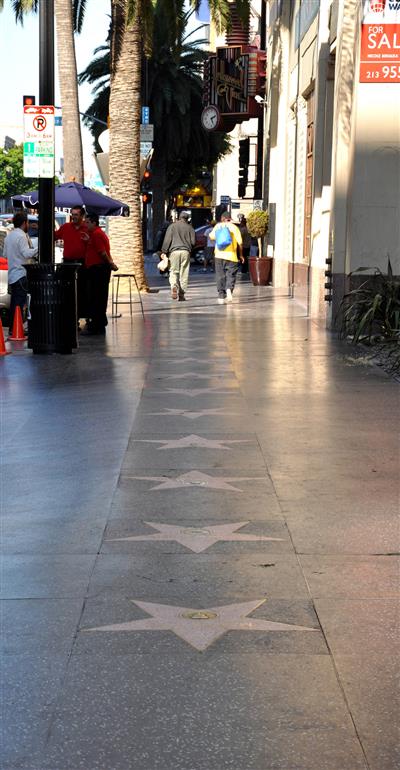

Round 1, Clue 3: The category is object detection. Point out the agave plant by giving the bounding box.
[340,260,400,344]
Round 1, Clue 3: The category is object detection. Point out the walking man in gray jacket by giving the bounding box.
[161,211,195,301]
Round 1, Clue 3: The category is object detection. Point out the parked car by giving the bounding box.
[192,223,212,264]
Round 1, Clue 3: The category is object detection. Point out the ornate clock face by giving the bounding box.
[201,105,220,131]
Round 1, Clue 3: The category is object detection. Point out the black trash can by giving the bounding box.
[25,263,78,354]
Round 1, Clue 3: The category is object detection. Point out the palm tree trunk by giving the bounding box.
[108,0,148,291]
[55,0,84,183]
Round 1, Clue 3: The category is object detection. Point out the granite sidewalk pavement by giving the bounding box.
[1,271,399,770]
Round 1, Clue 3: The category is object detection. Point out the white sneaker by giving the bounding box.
[226,289,233,302]
[217,297,225,304]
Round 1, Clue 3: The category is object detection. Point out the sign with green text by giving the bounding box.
[23,105,55,178]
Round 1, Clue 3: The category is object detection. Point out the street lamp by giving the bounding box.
[25,0,78,354]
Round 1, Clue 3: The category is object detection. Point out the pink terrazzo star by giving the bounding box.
[108,521,284,553]
[146,408,235,420]
[87,599,318,651]
[129,470,265,491]
[134,435,248,450]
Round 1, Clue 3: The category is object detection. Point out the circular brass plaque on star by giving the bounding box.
[180,528,210,536]
[181,610,218,620]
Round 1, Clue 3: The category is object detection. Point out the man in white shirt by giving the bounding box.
[4,212,38,331]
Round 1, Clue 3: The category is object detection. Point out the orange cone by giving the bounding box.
[8,306,28,341]
[0,317,10,355]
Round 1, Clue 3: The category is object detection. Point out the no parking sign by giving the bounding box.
[23,105,55,178]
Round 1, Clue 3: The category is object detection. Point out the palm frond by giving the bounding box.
[8,0,37,24]
[73,0,88,33]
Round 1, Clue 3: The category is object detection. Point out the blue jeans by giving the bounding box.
[8,276,28,330]
[215,259,239,298]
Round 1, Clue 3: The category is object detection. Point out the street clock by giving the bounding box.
[201,105,221,131]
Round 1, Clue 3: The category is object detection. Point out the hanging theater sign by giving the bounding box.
[201,45,266,131]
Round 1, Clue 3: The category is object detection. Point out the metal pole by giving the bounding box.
[39,0,55,264]
[255,0,267,201]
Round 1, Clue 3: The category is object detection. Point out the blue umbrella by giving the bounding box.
[12,182,129,217]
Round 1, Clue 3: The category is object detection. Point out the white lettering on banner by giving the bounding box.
[360,0,400,81]
[367,31,400,46]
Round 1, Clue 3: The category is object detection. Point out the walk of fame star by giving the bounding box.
[159,386,238,397]
[128,470,265,491]
[107,521,284,553]
[145,408,235,420]
[160,371,233,380]
[86,599,318,651]
[133,435,249,450]
[166,357,231,365]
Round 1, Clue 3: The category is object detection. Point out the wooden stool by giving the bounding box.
[111,273,144,319]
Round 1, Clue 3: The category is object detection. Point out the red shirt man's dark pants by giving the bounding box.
[85,227,112,333]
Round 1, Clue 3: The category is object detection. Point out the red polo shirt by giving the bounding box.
[85,227,111,268]
[55,222,88,260]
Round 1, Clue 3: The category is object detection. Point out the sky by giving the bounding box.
[0,0,110,182]
[0,0,205,184]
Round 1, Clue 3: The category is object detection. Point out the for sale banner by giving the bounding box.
[360,0,400,82]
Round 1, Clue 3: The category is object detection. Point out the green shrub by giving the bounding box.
[340,261,400,344]
[246,210,269,239]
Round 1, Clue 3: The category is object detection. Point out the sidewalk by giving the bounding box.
[1,270,399,770]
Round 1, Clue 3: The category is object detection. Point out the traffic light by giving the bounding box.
[23,95,36,107]
[238,138,250,198]
[142,169,151,190]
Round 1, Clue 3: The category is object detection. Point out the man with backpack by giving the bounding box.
[209,212,244,304]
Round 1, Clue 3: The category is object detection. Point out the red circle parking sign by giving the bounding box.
[33,115,47,131]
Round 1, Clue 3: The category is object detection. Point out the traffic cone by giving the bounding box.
[8,306,28,341]
[0,318,10,355]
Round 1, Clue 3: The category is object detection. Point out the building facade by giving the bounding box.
[263,0,400,323]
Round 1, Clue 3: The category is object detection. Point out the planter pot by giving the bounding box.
[248,256,273,286]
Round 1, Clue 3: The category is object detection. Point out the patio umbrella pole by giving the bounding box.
[39,0,55,264]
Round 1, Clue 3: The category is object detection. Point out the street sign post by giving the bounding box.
[140,141,153,157]
[140,124,154,142]
[23,105,55,178]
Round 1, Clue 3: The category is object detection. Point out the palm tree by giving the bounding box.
[148,4,209,233]
[1,0,84,183]
[93,0,249,285]
[79,3,230,238]
[107,0,149,289]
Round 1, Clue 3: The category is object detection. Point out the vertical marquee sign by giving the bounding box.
[360,0,400,82]
[203,46,266,124]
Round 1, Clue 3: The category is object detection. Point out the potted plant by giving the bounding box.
[246,209,272,286]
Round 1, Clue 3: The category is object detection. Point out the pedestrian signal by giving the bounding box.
[23,95,36,107]
[142,192,152,204]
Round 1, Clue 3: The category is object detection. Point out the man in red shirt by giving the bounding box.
[55,206,89,323]
[85,212,118,334]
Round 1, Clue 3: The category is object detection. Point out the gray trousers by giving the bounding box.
[215,258,240,298]
[169,250,191,292]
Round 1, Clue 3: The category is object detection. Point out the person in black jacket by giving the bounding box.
[161,212,195,301]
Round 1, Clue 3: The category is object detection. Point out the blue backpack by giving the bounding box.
[215,224,232,250]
